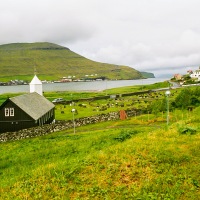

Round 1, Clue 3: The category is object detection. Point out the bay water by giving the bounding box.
[0,78,168,94]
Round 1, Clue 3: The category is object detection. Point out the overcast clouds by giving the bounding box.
[1,0,200,77]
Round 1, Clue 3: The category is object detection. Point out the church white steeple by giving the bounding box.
[30,75,43,96]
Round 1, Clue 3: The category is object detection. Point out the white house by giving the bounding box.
[190,68,200,81]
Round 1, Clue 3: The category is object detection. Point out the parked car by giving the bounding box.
[52,98,65,103]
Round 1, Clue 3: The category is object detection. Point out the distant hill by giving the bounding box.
[0,42,150,82]
[141,72,155,78]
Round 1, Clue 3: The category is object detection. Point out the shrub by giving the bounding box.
[178,126,197,135]
[174,88,200,108]
[114,129,138,142]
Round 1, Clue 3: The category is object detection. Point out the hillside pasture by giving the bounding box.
[0,106,199,199]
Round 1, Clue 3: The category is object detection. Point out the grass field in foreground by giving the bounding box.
[0,106,200,199]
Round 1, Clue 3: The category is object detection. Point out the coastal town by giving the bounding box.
[1,67,200,86]
[0,74,106,86]
[172,67,200,84]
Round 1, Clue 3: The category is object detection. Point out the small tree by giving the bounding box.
[149,98,167,116]
[174,88,200,109]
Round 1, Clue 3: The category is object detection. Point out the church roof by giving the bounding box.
[30,75,42,85]
[8,92,54,120]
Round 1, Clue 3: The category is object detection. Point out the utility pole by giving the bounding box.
[71,108,76,134]
[165,90,171,126]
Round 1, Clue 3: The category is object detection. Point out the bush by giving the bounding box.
[174,88,200,109]
[178,126,197,135]
[114,129,138,142]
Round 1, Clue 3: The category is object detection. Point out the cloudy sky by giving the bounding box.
[1,0,200,77]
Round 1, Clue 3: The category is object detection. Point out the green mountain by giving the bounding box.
[0,42,144,82]
[141,71,155,78]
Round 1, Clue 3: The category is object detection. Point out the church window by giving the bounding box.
[10,108,14,116]
[5,108,14,116]
[5,108,9,116]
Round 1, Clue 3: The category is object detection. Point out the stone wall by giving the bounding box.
[0,109,140,143]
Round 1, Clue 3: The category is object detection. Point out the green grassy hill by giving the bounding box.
[0,85,200,199]
[141,71,155,78]
[0,106,199,199]
[0,42,143,82]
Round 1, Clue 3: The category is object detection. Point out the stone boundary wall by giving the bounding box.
[0,109,141,143]
[58,90,152,105]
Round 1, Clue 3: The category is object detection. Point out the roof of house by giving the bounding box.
[7,92,54,120]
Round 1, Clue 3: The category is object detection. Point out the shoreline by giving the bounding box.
[0,78,168,94]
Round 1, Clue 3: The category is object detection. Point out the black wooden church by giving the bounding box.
[0,75,55,133]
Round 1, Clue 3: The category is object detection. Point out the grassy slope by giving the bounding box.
[141,71,155,78]
[0,107,200,199]
[0,42,143,81]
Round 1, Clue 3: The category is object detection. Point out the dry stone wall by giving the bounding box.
[0,109,140,143]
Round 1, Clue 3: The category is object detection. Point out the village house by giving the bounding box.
[0,75,55,133]
[187,70,193,74]
[173,74,182,80]
[190,67,200,81]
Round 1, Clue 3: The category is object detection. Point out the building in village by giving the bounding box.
[0,75,55,133]
[173,74,182,80]
[189,67,200,81]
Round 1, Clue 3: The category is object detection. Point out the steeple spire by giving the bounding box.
[34,66,37,75]
[30,72,43,96]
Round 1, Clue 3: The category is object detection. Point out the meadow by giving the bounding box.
[0,106,200,199]
[0,83,200,199]
[0,81,169,119]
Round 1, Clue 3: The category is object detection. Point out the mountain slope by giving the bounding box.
[141,71,155,78]
[0,42,143,81]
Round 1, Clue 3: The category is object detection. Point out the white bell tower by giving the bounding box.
[30,75,43,96]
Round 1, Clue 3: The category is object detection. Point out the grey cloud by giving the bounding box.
[0,0,96,44]
[1,0,200,77]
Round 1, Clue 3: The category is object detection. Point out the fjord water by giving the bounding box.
[0,78,168,94]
